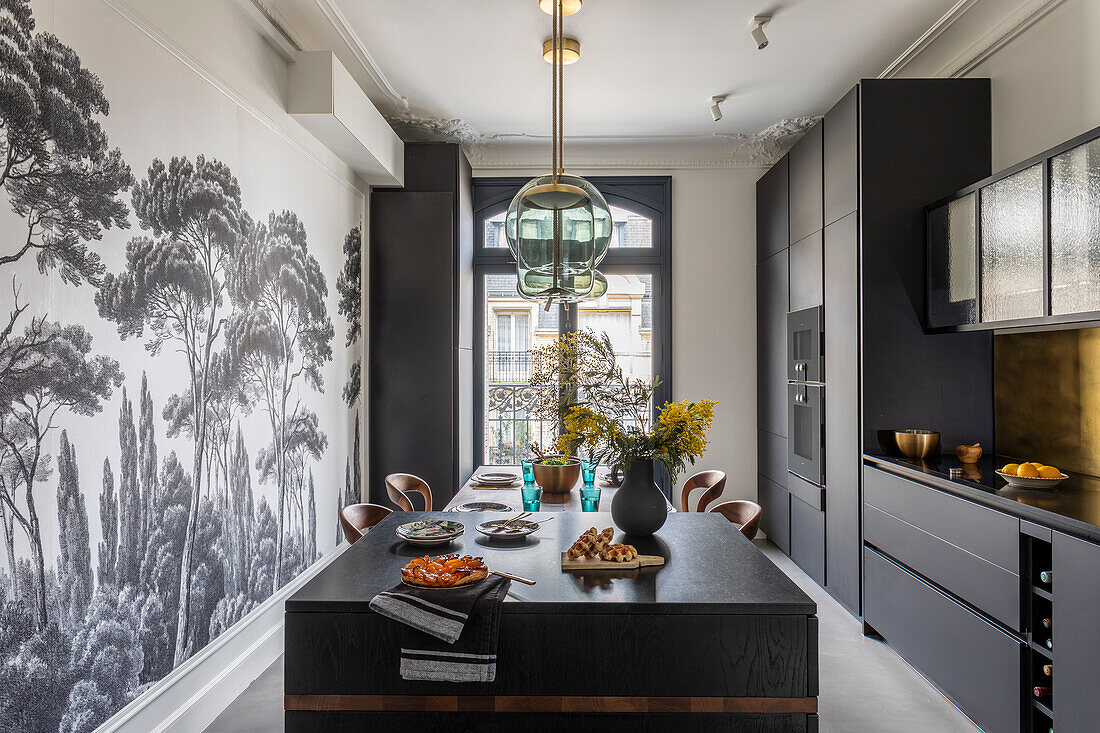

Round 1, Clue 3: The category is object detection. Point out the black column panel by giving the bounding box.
[757,155,789,262]
[1052,531,1100,730]
[824,86,859,226]
[757,249,789,438]
[823,212,860,616]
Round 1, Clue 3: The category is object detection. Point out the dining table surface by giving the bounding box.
[445,464,676,513]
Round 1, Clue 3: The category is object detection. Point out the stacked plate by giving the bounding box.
[396,520,464,546]
[471,471,521,487]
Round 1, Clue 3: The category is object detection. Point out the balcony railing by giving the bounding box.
[486,350,531,383]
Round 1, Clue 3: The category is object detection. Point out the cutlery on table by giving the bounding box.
[491,569,536,585]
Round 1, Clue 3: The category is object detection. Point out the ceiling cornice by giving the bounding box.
[462,117,820,170]
[879,0,1069,78]
[310,0,409,110]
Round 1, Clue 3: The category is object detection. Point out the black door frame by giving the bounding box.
[471,176,673,493]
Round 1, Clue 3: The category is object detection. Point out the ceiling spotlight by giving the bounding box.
[539,0,581,15]
[543,37,581,64]
[709,96,726,123]
[750,14,771,50]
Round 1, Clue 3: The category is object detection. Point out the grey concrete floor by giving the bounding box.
[204,541,980,733]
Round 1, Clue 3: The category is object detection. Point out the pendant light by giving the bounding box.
[505,0,611,309]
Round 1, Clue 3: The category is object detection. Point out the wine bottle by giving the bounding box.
[1045,637,1053,650]
[1039,570,1053,584]
[1042,664,1053,676]
[1041,617,1052,629]
[1034,685,1052,698]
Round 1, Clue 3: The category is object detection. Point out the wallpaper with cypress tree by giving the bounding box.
[0,1,364,730]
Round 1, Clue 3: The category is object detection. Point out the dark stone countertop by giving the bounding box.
[287,511,816,615]
[865,453,1100,543]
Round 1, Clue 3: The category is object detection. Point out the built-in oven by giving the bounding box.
[788,382,824,486]
[787,306,824,383]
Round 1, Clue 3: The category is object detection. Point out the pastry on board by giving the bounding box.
[566,527,637,562]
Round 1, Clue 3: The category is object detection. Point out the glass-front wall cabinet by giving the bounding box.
[1051,137,1100,315]
[979,163,1044,322]
[926,126,1100,331]
[927,193,977,328]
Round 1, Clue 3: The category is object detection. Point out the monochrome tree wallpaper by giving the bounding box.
[0,1,363,730]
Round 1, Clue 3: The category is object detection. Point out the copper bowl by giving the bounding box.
[894,430,940,459]
[532,457,581,493]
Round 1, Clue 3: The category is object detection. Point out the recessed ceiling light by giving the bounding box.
[543,37,581,64]
[539,0,581,15]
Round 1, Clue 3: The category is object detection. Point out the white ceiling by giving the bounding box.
[322,0,959,141]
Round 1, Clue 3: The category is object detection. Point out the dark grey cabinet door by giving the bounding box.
[758,473,790,555]
[757,249,789,437]
[789,231,823,311]
[824,213,860,616]
[758,429,787,486]
[824,86,859,226]
[789,121,823,244]
[757,155,790,262]
[790,493,825,585]
[369,192,455,507]
[1053,531,1100,730]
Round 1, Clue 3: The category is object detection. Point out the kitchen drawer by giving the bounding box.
[758,474,790,555]
[865,547,1022,733]
[790,494,825,585]
[865,504,1020,630]
[787,472,824,511]
[864,466,1019,574]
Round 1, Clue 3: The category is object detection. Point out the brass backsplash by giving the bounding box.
[995,328,1100,476]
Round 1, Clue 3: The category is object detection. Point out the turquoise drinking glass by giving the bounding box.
[521,485,543,512]
[581,460,597,487]
[521,459,536,485]
[580,487,601,512]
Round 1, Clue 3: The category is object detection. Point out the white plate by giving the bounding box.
[396,520,464,546]
[996,470,1068,490]
[475,519,540,539]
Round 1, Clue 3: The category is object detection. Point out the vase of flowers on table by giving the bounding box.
[530,330,717,536]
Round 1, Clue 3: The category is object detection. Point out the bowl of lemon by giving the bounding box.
[996,462,1068,490]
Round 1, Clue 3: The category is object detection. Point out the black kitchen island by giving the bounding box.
[284,511,818,732]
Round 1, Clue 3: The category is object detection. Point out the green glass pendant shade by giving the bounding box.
[505,174,612,303]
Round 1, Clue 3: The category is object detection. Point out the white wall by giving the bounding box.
[473,167,762,505]
[893,0,1100,170]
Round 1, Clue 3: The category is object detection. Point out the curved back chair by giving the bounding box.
[679,470,727,513]
[709,500,763,540]
[385,473,433,512]
[339,503,392,544]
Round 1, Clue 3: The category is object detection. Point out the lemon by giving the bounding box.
[1038,465,1063,479]
[1001,463,1020,475]
[1028,462,1043,468]
[1017,463,1040,478]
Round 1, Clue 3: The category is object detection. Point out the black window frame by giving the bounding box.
[472,176,673,491]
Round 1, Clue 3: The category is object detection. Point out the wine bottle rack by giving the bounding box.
[1025,534,1054,732]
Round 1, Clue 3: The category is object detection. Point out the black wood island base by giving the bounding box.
[285,512,818,732]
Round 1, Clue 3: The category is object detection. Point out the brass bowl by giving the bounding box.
[532,458,582,493]
[894,430,940,459]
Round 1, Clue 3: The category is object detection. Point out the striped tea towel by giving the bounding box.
[369,574,511,682]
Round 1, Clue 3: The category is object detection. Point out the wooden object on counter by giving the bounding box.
[956,443,983,463]
[560,552,665,571]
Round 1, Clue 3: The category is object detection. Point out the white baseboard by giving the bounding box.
[96,540,351,733]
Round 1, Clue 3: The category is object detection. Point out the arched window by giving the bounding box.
[471,177,672,490]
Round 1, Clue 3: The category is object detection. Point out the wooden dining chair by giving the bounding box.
[385,473,433,511]
[339,503,392,544]
[709,500,763,540]
[679,470,727,513]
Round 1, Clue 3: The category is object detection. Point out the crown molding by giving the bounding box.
[880,0,1068,79]
[310,0,409,110]
[457,117,820,170]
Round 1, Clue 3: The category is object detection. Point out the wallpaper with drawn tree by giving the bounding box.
[0,1,362,730]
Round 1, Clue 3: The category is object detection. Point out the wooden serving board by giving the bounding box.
[560,552,665,571]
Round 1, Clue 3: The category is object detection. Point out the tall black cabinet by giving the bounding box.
[757,79,993,617]
[369,144,474,508]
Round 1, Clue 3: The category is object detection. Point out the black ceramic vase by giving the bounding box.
[610,459,667,536]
